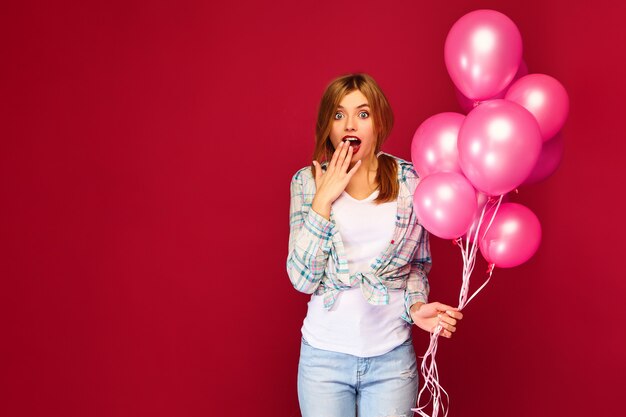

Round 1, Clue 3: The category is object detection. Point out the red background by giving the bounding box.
[2,0,625,416]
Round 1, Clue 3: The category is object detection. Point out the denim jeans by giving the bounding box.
[297,337,418,417]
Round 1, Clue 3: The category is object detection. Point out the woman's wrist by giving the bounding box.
[312,197,332,220]
[410,302,424,314]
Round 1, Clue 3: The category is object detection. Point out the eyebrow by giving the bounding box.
[337,103,370,109]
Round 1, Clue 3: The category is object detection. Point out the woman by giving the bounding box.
[287,73,463,417]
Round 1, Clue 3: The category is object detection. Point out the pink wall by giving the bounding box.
[2,0,625,416]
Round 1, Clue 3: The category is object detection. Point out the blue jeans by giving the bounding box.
[297,337,418,417]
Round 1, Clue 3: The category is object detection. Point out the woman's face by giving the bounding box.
[329,90,376,163]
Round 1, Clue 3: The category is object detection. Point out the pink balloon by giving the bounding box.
[456,60,529,113]
[445,10,523,100]
[523,132,564,185]
[413,172,477,239]
[505,74,569,141]
[411,112,465,177]
[479,203,542,268]
[457,99,542,196]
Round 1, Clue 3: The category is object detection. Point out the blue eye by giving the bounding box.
[359,111,369,118]
[334,112,344,120]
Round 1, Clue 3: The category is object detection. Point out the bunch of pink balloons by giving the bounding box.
[411,9,569,268]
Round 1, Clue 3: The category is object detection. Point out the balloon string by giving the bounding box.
[414,194,503,417]
[460,194,502,310]
[413,325,449,417]
[463,265,494,309]
[480,195,503,242]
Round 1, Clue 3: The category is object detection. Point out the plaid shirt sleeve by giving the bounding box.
[402,226,432,324]
[286,168,336,294]
[400,163,432,324]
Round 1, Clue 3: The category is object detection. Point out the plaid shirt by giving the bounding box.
[286,152,431,324]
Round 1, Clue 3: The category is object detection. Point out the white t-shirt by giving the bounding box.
[301,189,411,357]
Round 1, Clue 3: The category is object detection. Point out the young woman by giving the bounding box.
[287,73,463,417]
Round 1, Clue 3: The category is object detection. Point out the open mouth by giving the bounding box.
[342,136,362,146]
[342,136,362,155]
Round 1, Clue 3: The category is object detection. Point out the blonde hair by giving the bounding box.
[311,73,399,203]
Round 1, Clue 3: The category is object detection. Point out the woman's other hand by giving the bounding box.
[311,141,361,220]
[410,302,463,338]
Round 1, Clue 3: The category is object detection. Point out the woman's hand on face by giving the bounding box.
[312,141,361,207]
[410,302,463,339]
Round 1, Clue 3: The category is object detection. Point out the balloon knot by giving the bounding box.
[486,263,495,274]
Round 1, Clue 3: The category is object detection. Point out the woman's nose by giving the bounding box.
[344,116,357,131]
